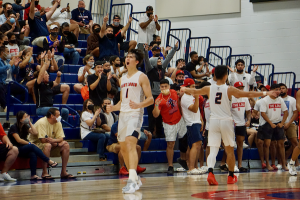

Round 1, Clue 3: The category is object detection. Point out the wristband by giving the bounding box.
[155,104,159,107]
[263,91,267,96]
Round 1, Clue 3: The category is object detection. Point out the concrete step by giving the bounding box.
[51,154,100,163]
[56,160,113,167]
[70,148,88,154]
[68,141,83,148]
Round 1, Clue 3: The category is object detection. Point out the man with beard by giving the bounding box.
[260,84,288,171]
[99,14,132,61]
[228,59,258,92]
[144,42,178,138]
[186,51,210,79]
[277,83,298,171]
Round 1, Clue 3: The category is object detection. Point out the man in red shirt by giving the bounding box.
[0,123,18,181]
[153,79,187,174]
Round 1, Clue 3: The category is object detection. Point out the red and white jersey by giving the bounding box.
[231,96,251,126]
[260,95,287,124]
[204,99,210,130]
[209,84,232,120]
[120,71,145,113]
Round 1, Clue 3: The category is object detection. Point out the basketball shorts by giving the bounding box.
[285,123,297,139]
[118,112,143,142]
[0,144,9,161]
[187,123,203,148]
[257,126,264,140]
[261,122,285,141]
[163,117,187,142]
[235,126,247,137]
[208,118,235,147]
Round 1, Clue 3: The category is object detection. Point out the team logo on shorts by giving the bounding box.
[191,188,300,199]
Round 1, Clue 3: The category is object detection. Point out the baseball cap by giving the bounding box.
[152,46,161,52]
[50,25,58,30]
[176,70,184,76]
[212,68,215,74]
[146,5,153,11]
[113,15,120,20]
[234,81,244,88]
[181,78,195,87]
[259,84,270,91]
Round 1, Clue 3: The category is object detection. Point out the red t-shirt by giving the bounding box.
[0,123,7,144]
[157,89,181,125]
[24,4,41,20]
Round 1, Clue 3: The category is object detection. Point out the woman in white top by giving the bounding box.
[6,33,19,59]
[80,99,108,161]
[74,55,95,93]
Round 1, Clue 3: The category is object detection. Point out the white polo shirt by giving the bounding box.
[260,96,287,124]
[181,93,201,126]
[231,96,251,126]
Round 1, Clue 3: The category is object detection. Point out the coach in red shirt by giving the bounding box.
[0,123,18,181]
[153,79,188,174]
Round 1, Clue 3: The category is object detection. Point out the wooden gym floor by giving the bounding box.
[0,170,300,200]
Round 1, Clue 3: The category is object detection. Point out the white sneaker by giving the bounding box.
[197,168,207,174]
[277,164,282,170]
[176,167,187,172]
[136,176,142,190]
[243,142,249,149]
[122,179,137,194]
[200,166,208,173]
[2,173,16,182]
[288,163,297,176]
[187,168,204,175]
[234,165,239,173]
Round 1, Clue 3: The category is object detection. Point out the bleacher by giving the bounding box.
[1,0,300,179]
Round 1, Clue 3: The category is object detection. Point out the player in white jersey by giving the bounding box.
[231,81,251,172]
[253,85,270,170]
[228,59,258,91]
[278,83,299,169]
[288,90,300,175]
[180,65,276,185]
[107,49,154,194]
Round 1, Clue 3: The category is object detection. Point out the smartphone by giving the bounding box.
[203,58,207,63]
[45,135,48,138]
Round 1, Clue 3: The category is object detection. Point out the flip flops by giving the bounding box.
[60,174,76,179]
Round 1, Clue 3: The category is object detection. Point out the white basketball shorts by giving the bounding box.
[117,111,143,142]
[163,117,187,142]
[208,118,235,147]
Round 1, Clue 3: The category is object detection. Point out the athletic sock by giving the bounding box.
[290,159,295,165]
[129,169,138,182]
[229,171,234,178]
[208,168,214,174]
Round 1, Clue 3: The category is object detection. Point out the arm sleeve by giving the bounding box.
[50,9,61,20]
[78,67,84,77]
[54,124,65,139]
[181,96,193,110]
[0,64,9,73]
[248,71,256,85]
[81,111,90,122]
[162,46,178,69]
[34,123,48,138]
[228,73,238,86]
[71,10,76,20]
[144,48,153,73]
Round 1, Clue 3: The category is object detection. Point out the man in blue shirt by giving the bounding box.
[28,0,60,39]
[0,46,23,109]
[70,0,93,34]
[99,14,132,61]
[12,0,30,21]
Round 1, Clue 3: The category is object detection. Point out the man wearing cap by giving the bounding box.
[110,15,137,53]
[28,0,60,39]
[260,84,288,171]
[181,78,205,175]
[137,6,160,50]
[170,58,193,81]
[208,68,217,85]
[70,0,93,34]
[47,0,79,39]
[231,81,251,172]
[43,24,65,67]
[170,70,185,90]
[278,83,299,171]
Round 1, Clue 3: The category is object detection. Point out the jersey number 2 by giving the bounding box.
[215,92,222,104]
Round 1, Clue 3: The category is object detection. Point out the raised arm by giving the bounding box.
[37,53,50,84]
[154,15,160,31]
[121,17,132,36]
[53,71,61,87]
[139,14,153,30]
[228,86,276,99]
[89,73,101,91]
[46,0,61,21]
[162,42,179,69]
[152,98,161,118]
[181,86,210,97]
[143,44,153,73]
[29,0,37,20]
[100,14,108,38]
[248,65,258,86]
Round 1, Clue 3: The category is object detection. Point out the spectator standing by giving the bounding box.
[86,23,100,57]
[109,15,137,53]
[228,60,258,92]
[28,0,60,39]
[12,0,30,21]
[34,54,69,122]
[60,22,80,65]
[144,42,178,138]
[80,99,108,161]
[152,79,187,174]
[70,0,93,34]
[8,111,58,180]
[99,14,132,61]
[137,6,160,49]
[47,0,79,38]
[88,61,112,109]
[28,108,75,179]
[74,54,95,93]
[186,51,210,79]
[0,122,18,181]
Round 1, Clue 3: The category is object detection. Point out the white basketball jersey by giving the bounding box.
[209,84,232,120]
[204,100,210,130]
[120,71,145,113]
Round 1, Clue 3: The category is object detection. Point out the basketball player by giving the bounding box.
[288,89,300,175]
[106,49,154,193]
[180,65,276,185]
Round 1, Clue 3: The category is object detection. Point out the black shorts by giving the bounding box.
[52,84,61,95]
[0,144,9,161]
[120,41,130,51]
[257,126,264,140]
[262,123,285,140]
[187,123,203,148]
[235,126,247,137]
